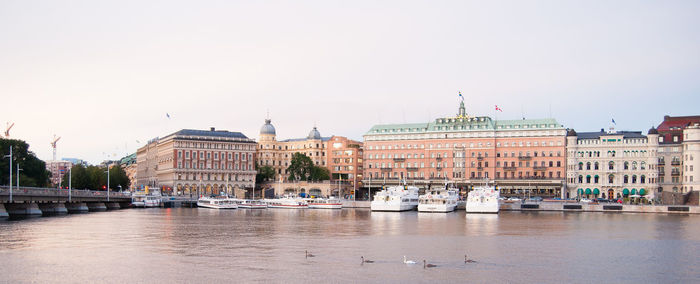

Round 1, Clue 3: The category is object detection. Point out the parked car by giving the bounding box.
[580,198,593,203]
[507,197,522,201]
[528,196,543,202]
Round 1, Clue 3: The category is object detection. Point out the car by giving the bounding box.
[580,198,593,203]
[595,198,610,203]
[528,196,543,202]
[507,197,522,201]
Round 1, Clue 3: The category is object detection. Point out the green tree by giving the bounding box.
[256,164,275,183]
[287,152,313,181]
[0,138,50,187]
[310,166,330,181]
[108,165,130,190]
[62,164,91,189]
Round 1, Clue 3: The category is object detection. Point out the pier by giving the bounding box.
[0,186,132,218]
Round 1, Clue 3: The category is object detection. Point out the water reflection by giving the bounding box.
[465,214,499,236]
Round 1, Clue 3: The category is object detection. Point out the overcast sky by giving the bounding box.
[1,0,699,164]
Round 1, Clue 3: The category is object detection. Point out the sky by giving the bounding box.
[1,0,699,164]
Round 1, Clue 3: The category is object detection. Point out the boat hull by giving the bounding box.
[418,204,457,213]
[238,204,268,209]
[308,203,342,209]
[370,202,417,212]
[197,202,238,209]
[267,204,308,209]
[465,203,499,214]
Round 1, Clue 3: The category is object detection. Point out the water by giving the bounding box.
[1,209,698,283]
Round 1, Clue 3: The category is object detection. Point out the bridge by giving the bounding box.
[0,186,133,218]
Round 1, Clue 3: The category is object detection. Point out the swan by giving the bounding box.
[403,256,416,264]
[464,254,476,263]
[305,250,315,258]
[423,260,437,268]
[361,256,374,264]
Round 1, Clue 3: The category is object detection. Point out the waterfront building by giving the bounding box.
[119,153,137,191]
[326,136,364,194]
[656,115,700,196]
[362,99,567,198]
[565,127,659,200]
[46,159,73,187]
[136,127,257,196]
[257,119,329,181]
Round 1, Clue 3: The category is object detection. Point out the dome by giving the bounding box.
[307,126,321,140]
[648,126,659,135]
[567,129,577,136]
[260,119,276,135]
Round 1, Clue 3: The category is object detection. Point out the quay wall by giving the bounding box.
[500,202,700,214]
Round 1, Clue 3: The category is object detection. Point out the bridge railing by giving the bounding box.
[0,186,132,198]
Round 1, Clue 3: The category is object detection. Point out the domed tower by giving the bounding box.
[260,119,276,142]
[307,126,322,140]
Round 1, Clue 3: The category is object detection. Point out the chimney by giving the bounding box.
[210,127,215,131]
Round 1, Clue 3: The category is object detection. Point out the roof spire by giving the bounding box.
[457,91,466,118]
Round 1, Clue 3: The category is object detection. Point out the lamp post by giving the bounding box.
[68,166,72,203]
[16,164,22,189]
[105,163,110,202]
[4,146,12,203]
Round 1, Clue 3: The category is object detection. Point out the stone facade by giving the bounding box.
[362,99,567,197]
[565,128,659,200]
[326,136,363,190]
[656,115,700,195]
[136,128,257,196]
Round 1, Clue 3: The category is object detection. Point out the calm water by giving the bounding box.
[0,208,698,283]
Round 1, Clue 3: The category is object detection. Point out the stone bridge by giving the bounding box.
[1,186,132,218]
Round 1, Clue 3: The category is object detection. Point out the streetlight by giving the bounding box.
[68,166,72,203]
[16,164,22,189]
[105,163,110,202]
[4,145,12,203]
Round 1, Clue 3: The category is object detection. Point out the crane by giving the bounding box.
[51,135,61,161]
[5,122,14,138]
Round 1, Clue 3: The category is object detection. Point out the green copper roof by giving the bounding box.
[365,117,563,135]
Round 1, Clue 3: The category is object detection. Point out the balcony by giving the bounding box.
[533,166,547,171]
[393,158,405,162]
[436,167,443,171]
[518,156,532,160]
[657,159,665,165]
[436,157,443,161]
[477,166,483,170]
[476,156,484,160]
[503,166,517,171]
[406,167,419,171]
[380,167,392,172]
[671,160,681,166]
[671,170,681,176]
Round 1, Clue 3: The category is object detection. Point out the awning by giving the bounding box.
[593,188,600,195]
[585,188,591,195]
[631,189,637,195]
[639,188,646,195]
[623,188,629,195]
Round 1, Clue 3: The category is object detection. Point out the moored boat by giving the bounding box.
[418,186,459,213]
[465,185,499,214]
[370,185,419,212]
[307,198,342,209]
[197,196,238,209]
[263,195,308,209]
[237,199,268,209]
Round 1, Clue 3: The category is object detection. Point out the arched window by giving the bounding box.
[578,175,583,183]
[608,174,614,184]
[594,162,599,170]
[624,175,629,183]
[632,161,638,170]
[641,175,646,183]
[632,175,637,183]
[594,175,599,183]
[641,161,646,170]
[609,161,614,170]
[578,162,583,170]
[586,175,591,183]
[586,162,591,170]
[624,162,629,170]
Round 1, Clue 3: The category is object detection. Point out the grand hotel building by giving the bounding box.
[362,100,567,197]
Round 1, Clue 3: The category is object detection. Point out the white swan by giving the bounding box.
[403,256,416,264]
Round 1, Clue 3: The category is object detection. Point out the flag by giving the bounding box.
[612,118,616,125]
[166,113,171,119]
[495,105,503,112]
[458,91,463,100]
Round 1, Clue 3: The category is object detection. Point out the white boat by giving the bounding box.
[370,185,419,212]
[307,198,342,209]
[197,196,238,209]
[418,186,459,213]
[237,199,268,209]
[465,185,499,214]
[132,193,161,208]
[263,195,308,209]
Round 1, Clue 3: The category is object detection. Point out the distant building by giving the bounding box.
[362,99,567,198]
[565,127,659,200]
[62,158,88,166]
[46,160,73,187]
[136,127,257,196]
[656,115,700,195]
[119,153,137,191]
[326,136,363,191]
[257,118,330,182]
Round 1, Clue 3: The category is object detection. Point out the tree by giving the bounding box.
[311,166,330,181]
[287,152,313,181]
[108,165,130,190]
[0,138,50,187]
[256,164,275,183]
[60,164,129,190]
